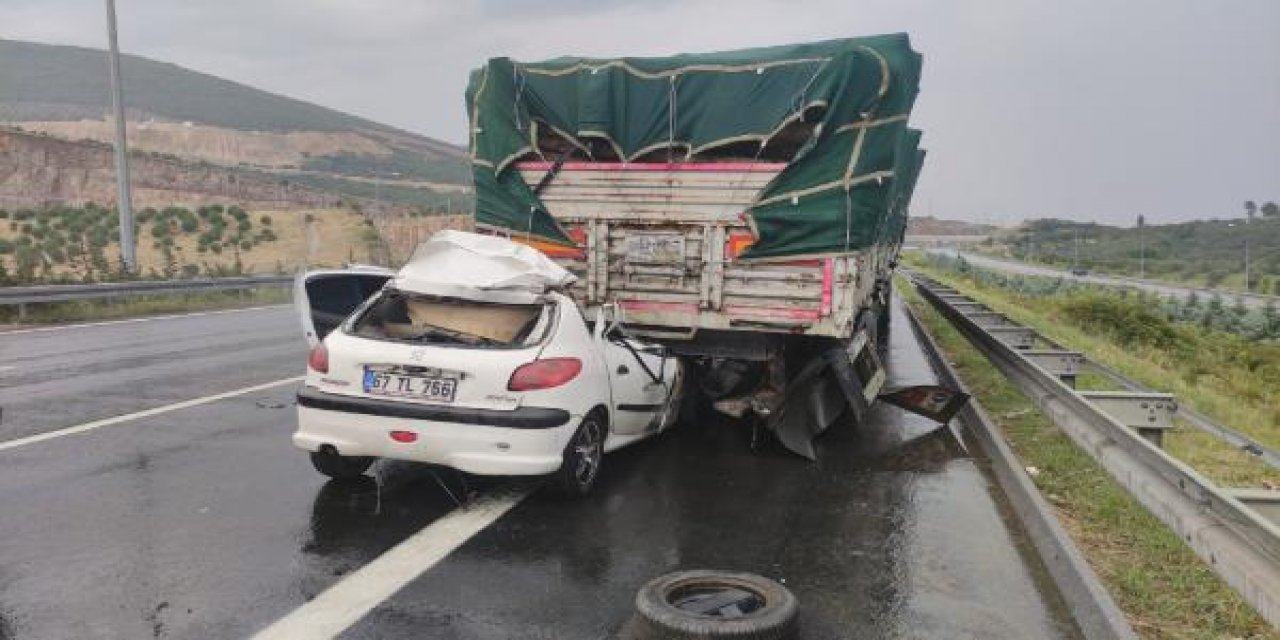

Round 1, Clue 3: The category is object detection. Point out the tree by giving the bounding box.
[1245,200,1257,218]
[1263,202,1279,218]
[1263,300,1279,339]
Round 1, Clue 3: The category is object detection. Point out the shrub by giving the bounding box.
[1058,294,1186,351]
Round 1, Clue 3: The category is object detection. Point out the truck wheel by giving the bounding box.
[553,414,605,496]
[679,362,708,425]
[309,448,374,480]
[630,570,798,640]
[855,309,881,352]
[876,279,892,343]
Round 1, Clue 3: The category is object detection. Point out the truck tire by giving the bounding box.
[876,279,892,344]
[855,308,881,352]
[630,570,798,640]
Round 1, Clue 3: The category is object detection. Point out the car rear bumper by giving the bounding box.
[296,387,570,428]
[294,388,574,476]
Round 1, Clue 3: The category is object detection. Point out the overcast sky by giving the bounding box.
[3,0,1278,225]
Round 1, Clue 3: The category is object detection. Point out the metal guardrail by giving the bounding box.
[907,271,1280,627]
[1,276,293,320]
[1085,359,1280,469]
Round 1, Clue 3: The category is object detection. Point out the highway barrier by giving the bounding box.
[1,275,293,321]
[907,270,1280,626]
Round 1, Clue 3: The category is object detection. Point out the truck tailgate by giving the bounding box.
[511,162,868,339]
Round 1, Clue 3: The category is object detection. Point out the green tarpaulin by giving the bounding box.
[466,34,924,259]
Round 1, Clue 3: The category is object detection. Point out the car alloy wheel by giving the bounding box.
[555,415,604,495]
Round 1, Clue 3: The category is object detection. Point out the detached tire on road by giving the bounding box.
[631,570,797,640]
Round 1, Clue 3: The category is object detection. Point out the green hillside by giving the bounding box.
[988,212,1280,294]
[0,39,473,204]
[0,39,439,140]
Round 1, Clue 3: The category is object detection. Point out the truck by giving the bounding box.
[463,34,960,458]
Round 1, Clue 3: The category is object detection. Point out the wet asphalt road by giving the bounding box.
[0,301,1080,639]
[0,306,304,441]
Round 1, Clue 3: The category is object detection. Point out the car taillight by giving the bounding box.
[308,343,329,373]
[508,357,582,391]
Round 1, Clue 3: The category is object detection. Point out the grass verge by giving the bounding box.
[898,276,1275,639]
[0,287,291,326]
[904,256,1278,489]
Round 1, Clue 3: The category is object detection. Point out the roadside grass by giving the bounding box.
[0,287,290,326]
[0,206,370,280]
[898,277,1275,639]
[904,255,1280,488]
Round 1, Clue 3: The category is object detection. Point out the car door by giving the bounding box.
[296,268,395,346]
[600,331,672,435]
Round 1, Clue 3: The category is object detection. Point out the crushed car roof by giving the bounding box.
[394,230,576,304]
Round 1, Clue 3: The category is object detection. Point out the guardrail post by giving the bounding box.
[17,302,27,324]
[1078,391,1178,448]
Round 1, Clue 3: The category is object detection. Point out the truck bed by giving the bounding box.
[510,161,891,344]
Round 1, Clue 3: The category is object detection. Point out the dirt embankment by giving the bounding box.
[10,120,392,168]
[0,128,343,210]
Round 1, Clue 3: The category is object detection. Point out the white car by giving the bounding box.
[293,232,683,495]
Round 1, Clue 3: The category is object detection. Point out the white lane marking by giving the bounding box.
[251,489,530,640]
[0,304,291,336]
[0,376,304,453]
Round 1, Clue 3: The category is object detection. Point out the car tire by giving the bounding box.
[630,570,798,640]
[553,414,605,496]
[309,449,375,480]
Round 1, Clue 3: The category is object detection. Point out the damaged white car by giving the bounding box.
[294,231,683,494]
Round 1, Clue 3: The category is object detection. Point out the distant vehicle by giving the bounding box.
[1070,267,1089,277]
[294,232,682,495]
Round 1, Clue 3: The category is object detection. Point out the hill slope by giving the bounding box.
[0,39,471,194]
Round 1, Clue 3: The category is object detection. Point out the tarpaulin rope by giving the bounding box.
[667,75,679,163]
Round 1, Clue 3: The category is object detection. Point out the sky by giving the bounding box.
[2,0,1278,225]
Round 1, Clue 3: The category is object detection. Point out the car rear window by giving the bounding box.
[350,289,552,348]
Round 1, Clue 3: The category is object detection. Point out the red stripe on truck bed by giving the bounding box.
[619,300,820,322]
[514,161,788,173]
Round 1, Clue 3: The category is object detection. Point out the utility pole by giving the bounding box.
[105,0,136,273]
[1073,227,1080,270]
[1244,214,1251,293]
[1137,214,1145,279]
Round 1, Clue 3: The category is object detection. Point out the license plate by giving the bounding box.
[363,369,458,403]
[624,233,686,263]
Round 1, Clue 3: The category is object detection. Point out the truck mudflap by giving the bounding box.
[765,339,969,460]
